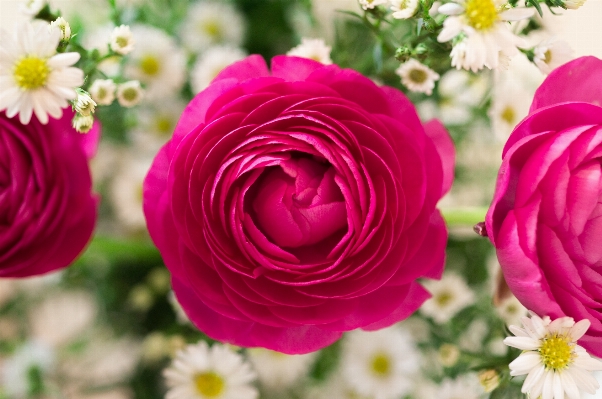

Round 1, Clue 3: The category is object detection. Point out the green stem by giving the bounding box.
[440,207,488,227]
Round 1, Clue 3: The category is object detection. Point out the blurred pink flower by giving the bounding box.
[144,55,454,354]
[0,110,99,277]
[486,56,602,357]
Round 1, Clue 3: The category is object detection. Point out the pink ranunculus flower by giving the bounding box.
[144,55,454,354]
[0,110,99,278]
[486,56,602,357]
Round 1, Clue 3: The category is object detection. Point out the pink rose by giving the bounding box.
[0,110,99,277]
[486,56,602,356]
[144,55,454,353]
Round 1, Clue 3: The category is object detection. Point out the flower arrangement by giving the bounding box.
[1,0,602,398]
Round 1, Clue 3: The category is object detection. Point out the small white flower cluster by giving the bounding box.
[358,0,420,19]
[0,8,141,132]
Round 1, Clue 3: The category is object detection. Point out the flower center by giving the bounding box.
[409,68,428,84]
[464,0,498,31]
[435,291,453,306]
[115,36,129,48]
[370,353,392,377]
[155,116,173,135]
[122,87,140,102]
[140,55,160,76]
[13,56,50,90]
[202,20,222,39]
[539,335,573,370]
[544,49,552,64]
[194,372,225,397]
[500,106,516,124]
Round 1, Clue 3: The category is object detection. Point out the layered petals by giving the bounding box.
[0,110,99,277]
[486,57,602,357]
[144,55,454,353]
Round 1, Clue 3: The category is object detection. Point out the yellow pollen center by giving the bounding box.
[202,21,222,39]
[194,372,225,397]
[436,291,453,306]
[539,335,573,370]
[13,56,50,90]
[122,88,139,102]
[544,49,552,64]
[409,68,428,84]
[370,353,392,377]
[116,36,129,48]
[500,106,515,124]
[155,116,173,135]
[464,0,498,31]
[140,55,160,76]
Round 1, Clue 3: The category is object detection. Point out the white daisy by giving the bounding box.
[129,100,185,155]
[504,314,602,399]
[191,46,247,93]
[116,80,144,107]
[359,0,388,10]
[390,0,419,19]
[179,2,246,52]
[533,37,574,75]
[124,25,186,100]
[73,89,96,116]
[436,374,486,399]
[496,295,528,326]
[19,0,46,16]
[89,79,117,105]
[2,341,55,398]
[395,58,440,95]
[437,0,534,71]
[28,291,97,348]
[340,325,419,399]
[564,0,586,8]
[488,76,532,140]
[246,348,318,392]
[110,25,135,55]
[287,38,333,65]
[163,341,258,399]
[0,21,84,124]
[109,155,153,231]
[50,17,71,41]
[420,273,475,324]
[72,114,94,133]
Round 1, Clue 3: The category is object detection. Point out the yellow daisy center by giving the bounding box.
[464,0,498,31]
[435,291,453,307]
[155,116,173,135]
[194,371,225,398]
[370,353,392,377]
[122,87,140,102]
[500,106,516,124]
[115,36,129,48]
[202,20,222,39]
[544,49,552,64]
[409,68,428,84]
[539,334,573,370]
[140,55,160,76]
[13,56,50,90]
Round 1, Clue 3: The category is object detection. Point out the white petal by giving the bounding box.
[542,369,555,399]
[500,7,535,21]
[560,370,580,399]
[437,3,464,15]
[523,364,546,393]
[510,352,542,374]
[568,319,590,341]
[553,371,565,399]
[47,52,81,68]
[565,367,599,394]
[437,17,462,42]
